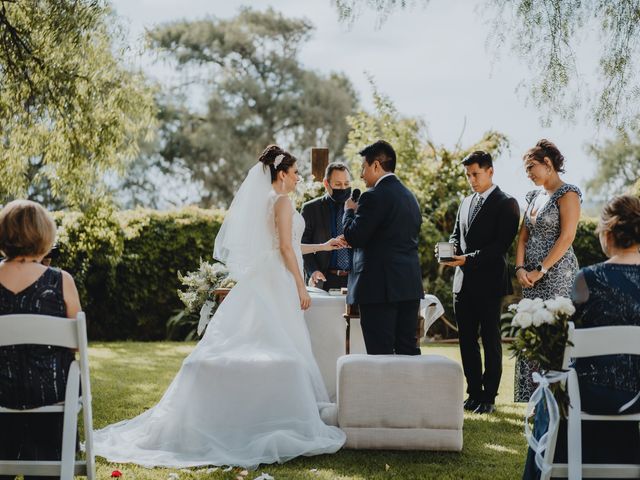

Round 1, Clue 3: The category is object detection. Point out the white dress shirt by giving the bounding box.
[374,173,396,187]
[453,184,497,294]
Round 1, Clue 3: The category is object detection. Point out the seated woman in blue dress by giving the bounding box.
[0,200,82,480]
[570,194,640,460]
[523,194,640,479]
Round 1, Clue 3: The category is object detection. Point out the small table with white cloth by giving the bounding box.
[303,290,444,402]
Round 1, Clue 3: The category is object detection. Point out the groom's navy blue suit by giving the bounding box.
[343,174,423,355]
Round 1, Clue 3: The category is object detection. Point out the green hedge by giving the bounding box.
[54,206,224,340]
[51,206,605,341]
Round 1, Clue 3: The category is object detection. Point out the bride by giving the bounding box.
[93,145,347,468]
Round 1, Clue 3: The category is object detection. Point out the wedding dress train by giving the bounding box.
[93,169,345,468]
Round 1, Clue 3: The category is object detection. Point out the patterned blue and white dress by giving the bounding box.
[514,183,582,402]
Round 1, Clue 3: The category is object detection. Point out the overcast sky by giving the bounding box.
[111,0,612,207]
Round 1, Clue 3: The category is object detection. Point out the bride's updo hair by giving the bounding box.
[596,195,640,249]
[258,144,297,182]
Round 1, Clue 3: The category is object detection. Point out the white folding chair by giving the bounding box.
[0,313,95,479]
[541,322,640,479]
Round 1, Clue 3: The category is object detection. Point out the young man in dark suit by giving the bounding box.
[441,151,520,414]
[301,162,353,291]
[343,140,423,355]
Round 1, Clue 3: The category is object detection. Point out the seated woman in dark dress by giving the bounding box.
[570,194,640,463]
[523,194,640,480]
[0,200,82,480]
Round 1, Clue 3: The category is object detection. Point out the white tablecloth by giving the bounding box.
[304,292,444,402]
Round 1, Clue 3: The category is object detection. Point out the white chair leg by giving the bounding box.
[83,395,96,479]
[60,361,80,480]
[567,371,582,480]
[78,313,95,479]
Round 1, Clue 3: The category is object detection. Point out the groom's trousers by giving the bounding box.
[454,290,503,403]
[358,300,421,355]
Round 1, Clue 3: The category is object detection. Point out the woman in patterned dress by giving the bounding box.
[0,200,82,480]
[513,139,582,403]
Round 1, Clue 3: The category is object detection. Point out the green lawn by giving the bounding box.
[88,343,528,480]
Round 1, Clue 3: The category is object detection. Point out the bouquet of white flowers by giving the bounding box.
[509,296,575,369]
[295,177,325,209]
[508,296,576,417]
[167,260,236,339]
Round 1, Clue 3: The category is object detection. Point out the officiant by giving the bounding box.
[301,162,353,291]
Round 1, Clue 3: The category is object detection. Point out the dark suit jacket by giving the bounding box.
[343,175,424,305]
[300,194,333,278]
[450,186,520,298]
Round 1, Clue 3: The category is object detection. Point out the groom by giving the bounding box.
[343,140,423,355]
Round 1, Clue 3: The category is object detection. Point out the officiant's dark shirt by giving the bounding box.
[327,200,352,271]
[301,194,353,279]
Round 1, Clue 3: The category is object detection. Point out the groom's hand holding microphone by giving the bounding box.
[345,188,361,212]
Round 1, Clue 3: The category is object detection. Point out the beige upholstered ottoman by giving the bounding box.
[336,354,464,451]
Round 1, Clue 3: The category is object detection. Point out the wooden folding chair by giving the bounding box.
[541,322,640,479]
[0,313,95,479]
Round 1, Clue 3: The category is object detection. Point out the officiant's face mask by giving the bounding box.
[329,188,351,203]
[325,168,351,203]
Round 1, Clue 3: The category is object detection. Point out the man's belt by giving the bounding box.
[328,269,350,277]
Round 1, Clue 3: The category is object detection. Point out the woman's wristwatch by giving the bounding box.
[535,263,548,275]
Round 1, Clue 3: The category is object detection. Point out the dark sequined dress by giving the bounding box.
[0,267,73,471]
[573,263,640,404]
[523,262,640,479]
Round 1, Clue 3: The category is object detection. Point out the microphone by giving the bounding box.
[351,188,361,202]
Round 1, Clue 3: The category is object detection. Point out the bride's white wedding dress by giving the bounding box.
[93,165,346,468]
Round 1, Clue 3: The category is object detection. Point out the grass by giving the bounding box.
[88,343,528,480]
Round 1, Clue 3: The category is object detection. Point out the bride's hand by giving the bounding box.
[323,236,350,251]
[298,285,311,310]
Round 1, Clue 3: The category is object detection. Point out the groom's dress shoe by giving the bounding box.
[463,398,481,412]
[473,403,496,415]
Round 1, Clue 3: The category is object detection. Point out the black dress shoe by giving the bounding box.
[463,397,481,411]
[473,402,496,414]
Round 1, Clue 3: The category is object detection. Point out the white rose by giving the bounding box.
[544,298,560,313]
[513,311,533,328]
[531,298,545,310]
[554,296,576,316]
[532,308,554,326]
[517,298,535,313]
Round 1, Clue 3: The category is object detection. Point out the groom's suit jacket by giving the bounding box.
[450,186,520,298]
[343,175,423,305]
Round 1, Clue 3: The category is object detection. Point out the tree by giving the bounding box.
[147,8,359,207]
[333,0,640,128]
[587,129,640,198]
[0,0,156,208]
[344,80,508,235]
[112,95,201,210]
